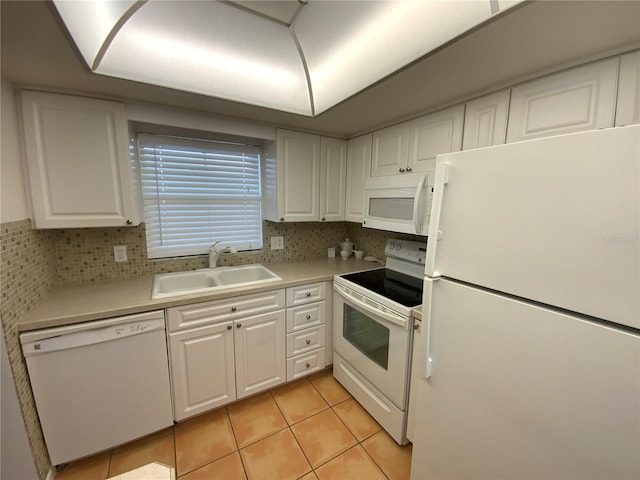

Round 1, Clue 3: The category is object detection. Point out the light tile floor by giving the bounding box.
[54,369,412,480]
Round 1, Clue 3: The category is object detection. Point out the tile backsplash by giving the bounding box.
[52,221,425,285]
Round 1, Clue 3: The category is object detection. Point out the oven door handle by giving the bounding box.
[334,283,408,329]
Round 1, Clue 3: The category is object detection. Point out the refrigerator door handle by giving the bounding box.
[412,173,427,234]
[425,163,450,277]
[423,277,439,378]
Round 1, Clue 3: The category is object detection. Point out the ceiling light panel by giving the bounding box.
[96,0,311,114]
[53,0,138,68]
[293,0,494,115]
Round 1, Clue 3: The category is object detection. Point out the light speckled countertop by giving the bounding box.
[19,258,386,331]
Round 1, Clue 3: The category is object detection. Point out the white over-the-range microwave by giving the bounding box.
[362,171,435,236]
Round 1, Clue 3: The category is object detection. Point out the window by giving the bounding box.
[137,133,263,259]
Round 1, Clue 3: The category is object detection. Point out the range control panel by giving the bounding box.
[385,239,427,264]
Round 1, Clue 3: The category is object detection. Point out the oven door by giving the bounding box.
[333,285,412,409]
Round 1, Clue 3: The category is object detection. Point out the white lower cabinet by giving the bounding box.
[285,282,331,381]
[169,322,236,421]
[167,289,286,421]
[234,310,286,399]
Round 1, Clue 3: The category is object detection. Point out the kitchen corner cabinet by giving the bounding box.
[319,137,347,222]
[264,129,346,222]
[167,289,286,421]
[615,50,640,127]
[20,91,140,228]
[463,90,510,150]
[506,57,618,143]
[285,281,331,381]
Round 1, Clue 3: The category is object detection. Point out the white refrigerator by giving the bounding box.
[411,125,640,479]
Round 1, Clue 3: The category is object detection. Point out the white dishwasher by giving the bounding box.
[20,310,173,465]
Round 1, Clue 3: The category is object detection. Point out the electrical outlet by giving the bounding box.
[270,236,284,250]
[114,245,128,262]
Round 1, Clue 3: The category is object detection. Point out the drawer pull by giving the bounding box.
[306,292,311,297]
[306,314,311,320]
[236,323,242,328]
[231,306,237,312]
[306,339,311,345]
[227,325,232,330]
[306,362,311,368]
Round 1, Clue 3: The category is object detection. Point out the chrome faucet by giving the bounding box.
[209,242,237,268]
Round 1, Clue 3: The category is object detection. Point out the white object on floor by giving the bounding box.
[108,462,175,480]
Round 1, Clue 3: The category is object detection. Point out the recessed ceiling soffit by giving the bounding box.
[52,0,523,117]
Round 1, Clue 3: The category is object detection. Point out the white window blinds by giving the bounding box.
[137,133,263,259]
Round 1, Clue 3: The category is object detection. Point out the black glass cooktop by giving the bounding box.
[340,268,423,308]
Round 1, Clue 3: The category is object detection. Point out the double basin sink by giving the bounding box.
[152,264,281,299]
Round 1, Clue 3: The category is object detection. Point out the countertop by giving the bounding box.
[18,258,383,332]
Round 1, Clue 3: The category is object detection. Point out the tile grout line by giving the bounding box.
[224,405,251,480]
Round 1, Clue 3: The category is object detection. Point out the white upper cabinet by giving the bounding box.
[463,90,511,150]
[370,123,411,177]
[615,50,640,127]
[345,134,372,223]
[20,91,140,228]
[270,129,321,222]
[408,105,465,172]
[319,137,347,222]
[265,129,347,222]
[507,58,619,143]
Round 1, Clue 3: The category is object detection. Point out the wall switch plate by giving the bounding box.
[270,236,284,250]
[114,245,128,262]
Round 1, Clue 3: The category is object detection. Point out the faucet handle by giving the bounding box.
[210,241,221,251]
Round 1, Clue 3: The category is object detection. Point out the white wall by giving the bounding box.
[1,78,30,223]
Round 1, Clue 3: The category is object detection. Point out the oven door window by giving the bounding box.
[343,304,389,370]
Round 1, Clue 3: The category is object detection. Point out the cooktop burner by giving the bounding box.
[340,268,423,308]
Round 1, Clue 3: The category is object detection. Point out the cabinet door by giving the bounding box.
[319,137,347,222]
[615,51,640,126]
[371,123,410,177]
[463,90,510,150]
[276,129,320,221]
[408,105,464,173]
[169,322,236,421]
[345,134,372,222]
[507,58,618,143]
[234,310,286,399]
[20,91,139,228]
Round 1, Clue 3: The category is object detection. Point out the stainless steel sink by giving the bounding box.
[151,264,281,299]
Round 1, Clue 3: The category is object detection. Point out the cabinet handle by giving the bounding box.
[413,323,420,330]
[306,314,311,320]
[227,325,232,330]
[236,323,242,328]
[305,362,311,368]
[306,292,311,297]
[126,219,133,225]
[406,167,412,172]
[280,217,285,221]
[399,168,405,173]
[231,306,237,312]
[321,217,326,221]
[306,339,311,345]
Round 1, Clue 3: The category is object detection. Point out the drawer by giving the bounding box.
[286,325,325,357]
[286,301,325,333]
[167,289,285,332]
[287,348,325,381]
[286,282,326,307]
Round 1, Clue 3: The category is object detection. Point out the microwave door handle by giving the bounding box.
[412,173,427,234]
